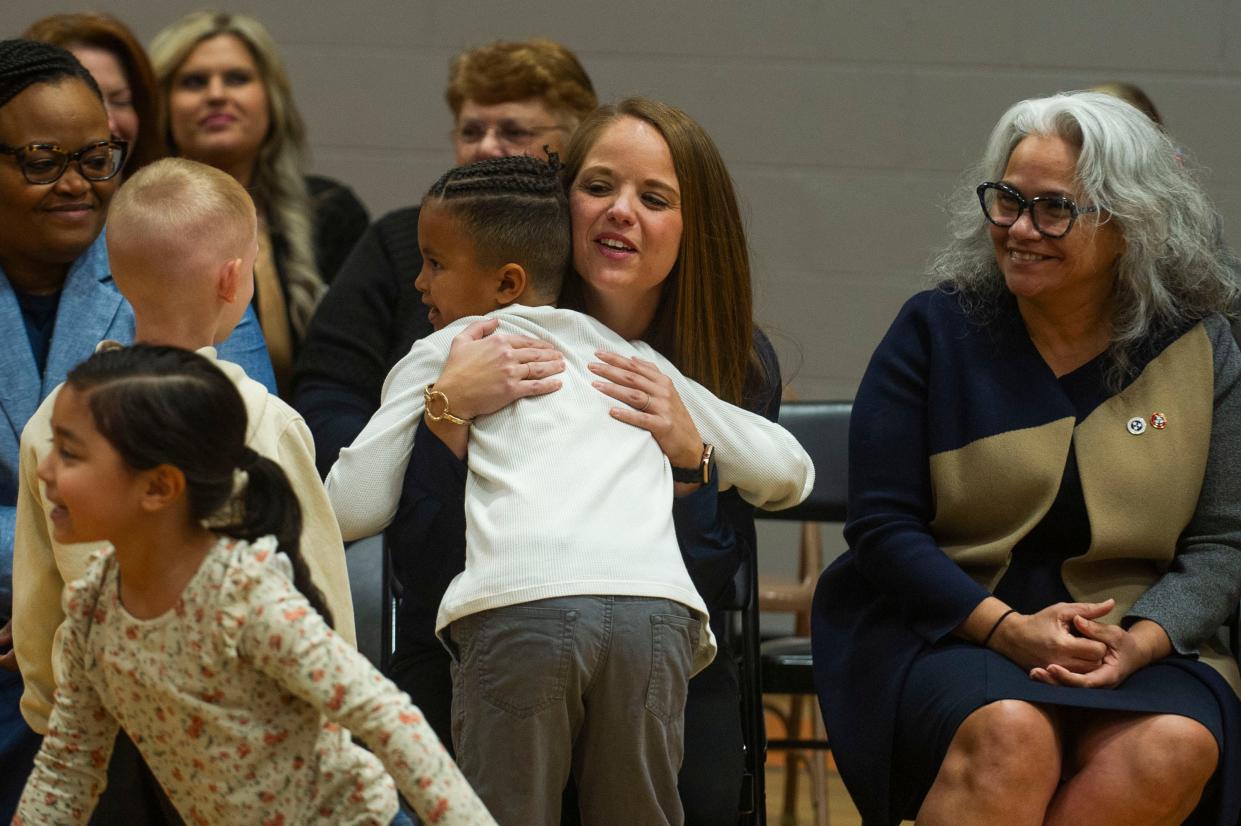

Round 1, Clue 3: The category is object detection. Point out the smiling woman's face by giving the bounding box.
[0,78,117,289]
[167,34,270,177]
[989,133,1125,309]
[569,115,683,326]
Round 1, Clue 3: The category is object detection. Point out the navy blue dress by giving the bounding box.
[812,289,1241,825]
[892,441,1233,822]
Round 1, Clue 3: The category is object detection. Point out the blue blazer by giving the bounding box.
[0,234,275,617]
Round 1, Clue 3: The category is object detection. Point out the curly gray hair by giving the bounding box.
[931,91,1239,380]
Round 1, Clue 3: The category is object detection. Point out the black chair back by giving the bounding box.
[761,401,850,523]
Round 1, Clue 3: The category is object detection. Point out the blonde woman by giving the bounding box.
[150,11,368,394]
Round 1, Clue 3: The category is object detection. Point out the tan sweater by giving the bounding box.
[12,347,356,734]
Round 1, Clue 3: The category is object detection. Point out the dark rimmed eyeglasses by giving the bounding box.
[0,140,129,185]
[976,181,1103,239]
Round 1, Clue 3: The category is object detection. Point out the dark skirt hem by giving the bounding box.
[893,641,1240,824]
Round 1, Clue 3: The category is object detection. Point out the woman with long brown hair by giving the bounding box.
[378,96,779,824]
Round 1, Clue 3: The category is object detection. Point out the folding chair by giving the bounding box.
[752,401,850,826]
[344,534,399,672]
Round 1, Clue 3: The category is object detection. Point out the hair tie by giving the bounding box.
[982,608,1016,648]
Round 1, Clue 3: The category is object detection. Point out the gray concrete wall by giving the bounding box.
[11,1,1241,603]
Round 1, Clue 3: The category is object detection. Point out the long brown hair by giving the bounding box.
[561,97,756,406]
[23,13,164,174]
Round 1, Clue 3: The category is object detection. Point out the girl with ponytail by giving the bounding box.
[16,345,494,825]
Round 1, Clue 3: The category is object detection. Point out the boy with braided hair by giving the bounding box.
[326,154,813,824]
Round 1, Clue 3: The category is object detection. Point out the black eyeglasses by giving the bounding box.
[0,140,128,185]
[976,181,1103,239]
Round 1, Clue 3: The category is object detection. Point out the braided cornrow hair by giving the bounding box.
[424,152,571,299]
[0,38,101,110]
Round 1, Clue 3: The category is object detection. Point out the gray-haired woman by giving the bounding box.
[812,91,1241,825]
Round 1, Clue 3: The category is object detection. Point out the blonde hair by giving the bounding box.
[108,157,256,262]
[446,38,596,128]
[150,10,322,335]
[1089,82,1162,126]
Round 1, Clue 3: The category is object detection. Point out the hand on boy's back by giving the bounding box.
[434,318,565,420]
[0,619,16,671]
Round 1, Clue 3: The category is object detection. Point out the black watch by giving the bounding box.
[670,443,714,485]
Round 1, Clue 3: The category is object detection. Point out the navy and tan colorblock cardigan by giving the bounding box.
[813,287,1241,824]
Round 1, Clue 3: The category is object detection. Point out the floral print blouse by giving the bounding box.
[17,535,495,825]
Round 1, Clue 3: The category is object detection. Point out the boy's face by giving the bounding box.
[415,201,503,330]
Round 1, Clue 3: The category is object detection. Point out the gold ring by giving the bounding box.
[638,393,651,412]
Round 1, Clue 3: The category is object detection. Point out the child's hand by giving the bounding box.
[435,318,565,420]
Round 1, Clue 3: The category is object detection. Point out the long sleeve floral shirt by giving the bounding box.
[16,535,495,826]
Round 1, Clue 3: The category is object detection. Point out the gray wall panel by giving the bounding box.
[9,1,1241,582]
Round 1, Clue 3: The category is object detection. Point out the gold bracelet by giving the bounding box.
[423,384,473,426]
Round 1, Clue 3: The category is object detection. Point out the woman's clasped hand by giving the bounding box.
[1029,614,1174,690]
[985,599,1113,674]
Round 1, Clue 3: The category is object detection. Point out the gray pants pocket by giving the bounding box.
[465,605,578,719]
[645,603,701,724]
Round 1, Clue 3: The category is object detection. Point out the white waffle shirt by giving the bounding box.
[326,305,815,675]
